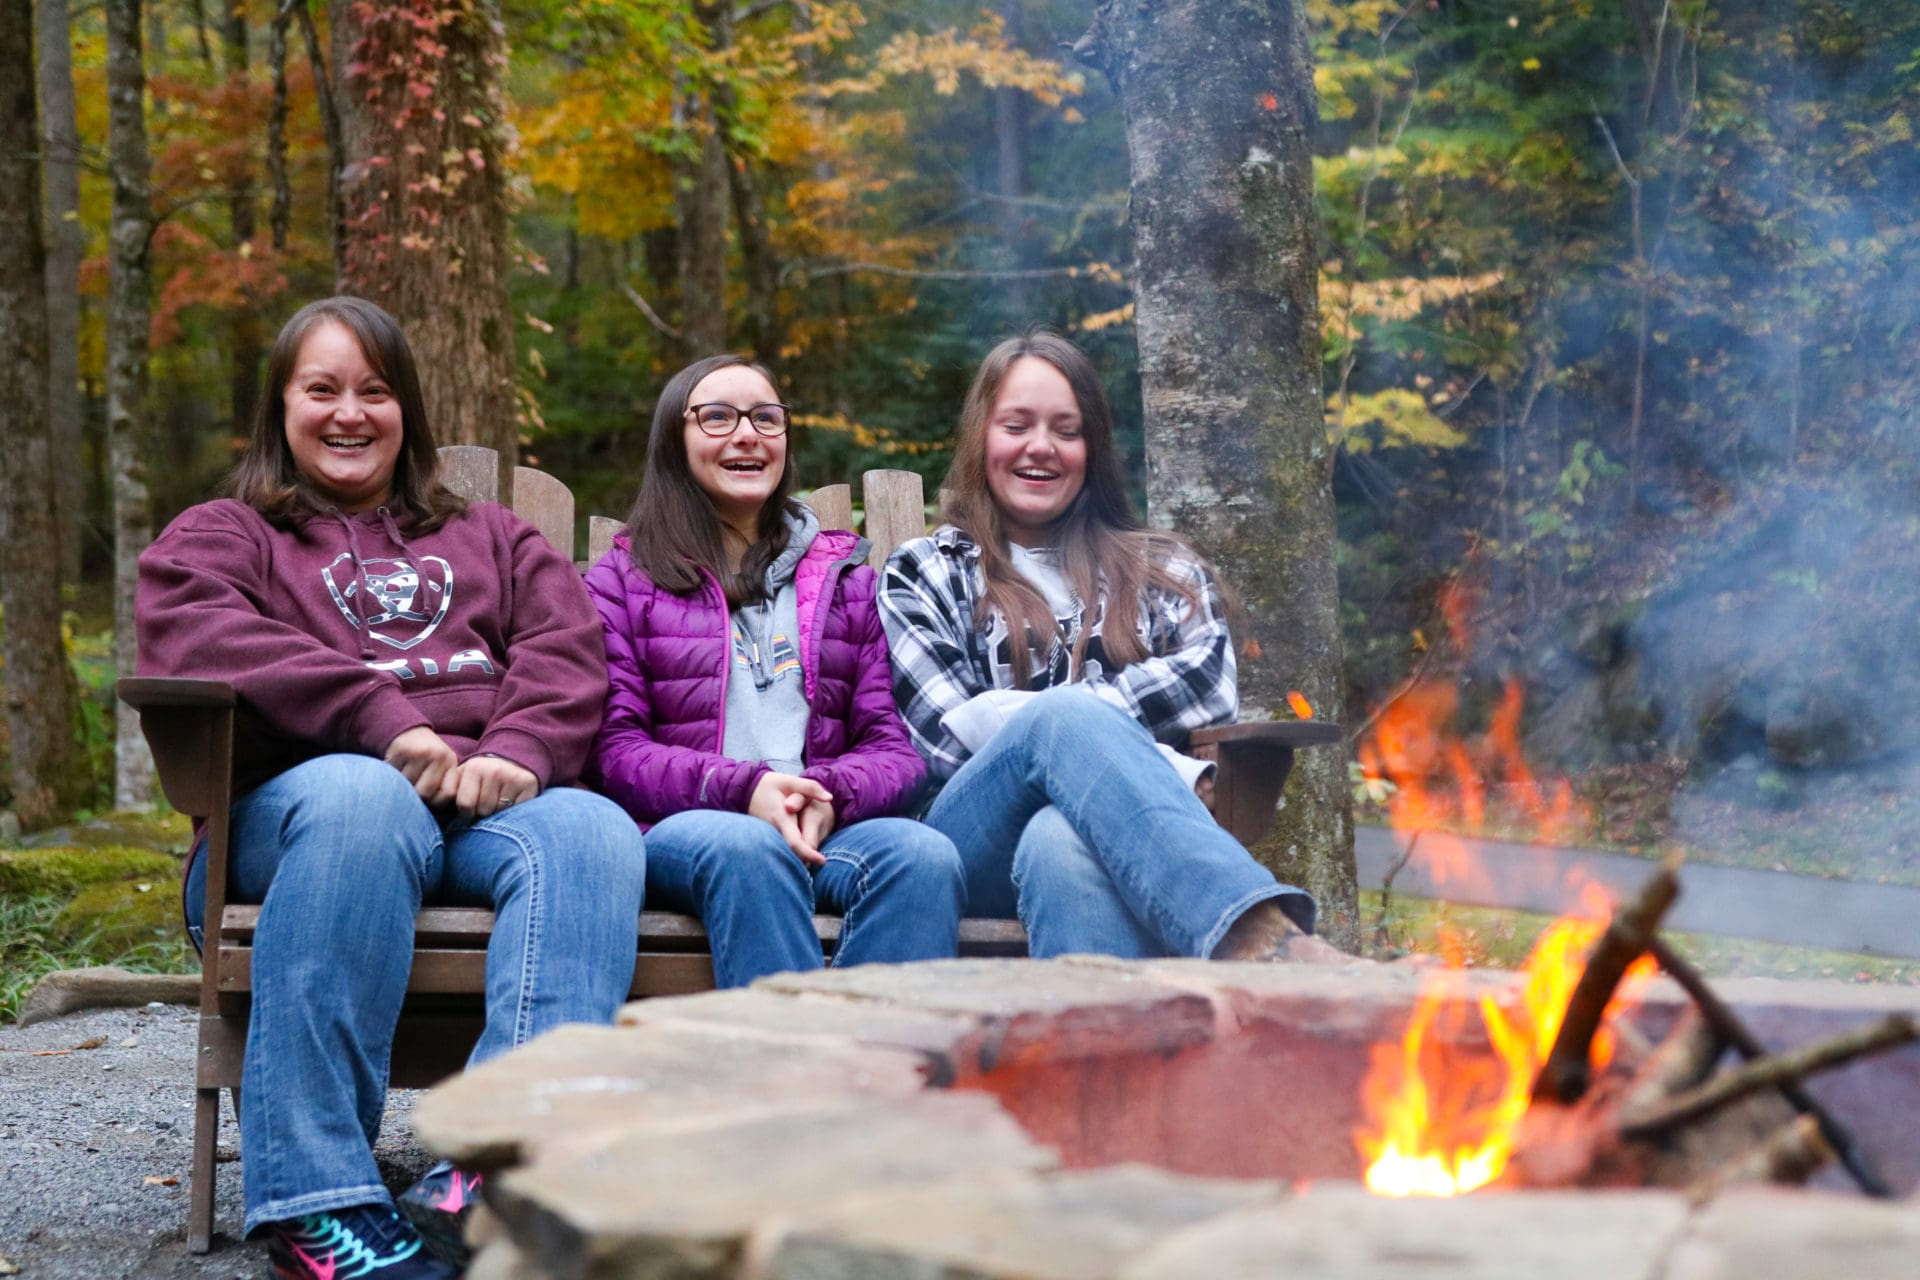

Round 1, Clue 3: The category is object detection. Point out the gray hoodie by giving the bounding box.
[721,504,819,771]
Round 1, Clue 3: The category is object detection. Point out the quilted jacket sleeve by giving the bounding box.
[585,547,768,824]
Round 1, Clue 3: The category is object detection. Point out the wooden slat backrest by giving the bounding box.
[588,516,622,564]
[806,483,854,533]
[437,446,933,569]
[438,444,500,503]
[512,466,575,561]
[860,469,926,568]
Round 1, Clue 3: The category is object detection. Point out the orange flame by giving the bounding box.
[1286,689,1315,720]
[1358,888,1656,1196]
[1354,669,1648,1196]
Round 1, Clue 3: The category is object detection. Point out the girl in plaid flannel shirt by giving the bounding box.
[879,332,1341,963]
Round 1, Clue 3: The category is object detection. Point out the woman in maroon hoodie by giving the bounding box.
[137,297,644,1280]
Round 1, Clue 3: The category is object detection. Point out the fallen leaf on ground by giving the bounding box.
[143,1175,180,1187]
[31,1036,107,1057]
[0,1251,19,1274]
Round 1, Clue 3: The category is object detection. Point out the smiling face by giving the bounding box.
[683,364,788,529]
[984,356,1088,546]
[281,320,405,513]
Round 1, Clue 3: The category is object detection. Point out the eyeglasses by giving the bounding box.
[687,402,790,437]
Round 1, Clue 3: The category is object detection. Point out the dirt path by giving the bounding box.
[0,1006,430,1280]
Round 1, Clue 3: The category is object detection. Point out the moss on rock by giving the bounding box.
[54,877,184,958]
[18,810,193,853]
[0,845,181,896]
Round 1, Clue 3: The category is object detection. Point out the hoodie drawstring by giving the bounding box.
[332,506,421,661]
[333,510,380,660]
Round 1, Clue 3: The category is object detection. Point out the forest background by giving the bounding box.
[5,0,1920,984]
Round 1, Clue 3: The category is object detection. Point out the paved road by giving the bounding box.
[0,1006,429,1280]
[1356,825,1920,959]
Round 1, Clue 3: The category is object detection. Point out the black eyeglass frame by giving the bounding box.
[685,402,792,437]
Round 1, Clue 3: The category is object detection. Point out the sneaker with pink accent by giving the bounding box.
[266,1204,456,1279]
[397,1159,483,1267]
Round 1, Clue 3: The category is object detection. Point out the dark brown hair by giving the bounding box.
[227,295,465,531]
[941,330,1203,686]
[622,354,799,605]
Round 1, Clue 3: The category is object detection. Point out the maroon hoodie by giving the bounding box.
[136,498,606,797]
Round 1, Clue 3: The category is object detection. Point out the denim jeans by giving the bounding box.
[926,687,1314,959]
[641,810,964,988]
[185,753,646,1237]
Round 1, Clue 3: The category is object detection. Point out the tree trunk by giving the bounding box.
[673,3,731,357]
[145,0,162,72]
[38,0,85,583]
[4,0,89,829]
[1087,0,1357,945]
[994,0,1028,314]
[106,0,157,810]
[725,144,781,365]
[332,0,517,466]
[222,0,261,432]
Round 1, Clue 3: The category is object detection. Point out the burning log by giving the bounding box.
[1619,1014,1918,1138]
[1619,1006,1723,1119]
[1496,862,1913,1199]
[1649,937,1892,1196]
[1685,1115,1836,1205]
[1532,853,1684,1105]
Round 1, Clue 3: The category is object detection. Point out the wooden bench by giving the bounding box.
[119,447,1340,1251]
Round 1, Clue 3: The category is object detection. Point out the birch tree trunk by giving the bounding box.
[38,0,85,584]
[332,0,516,462]
[1086,0,1357,944]
[106,0,157,810]
[4,0,88,829]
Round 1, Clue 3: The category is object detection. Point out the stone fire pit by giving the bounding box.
[412,958,1920,1279]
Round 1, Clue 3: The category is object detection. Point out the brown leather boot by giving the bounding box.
[1212,900,1352,964]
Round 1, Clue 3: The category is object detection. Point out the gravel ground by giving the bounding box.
[0,1006,432,1280]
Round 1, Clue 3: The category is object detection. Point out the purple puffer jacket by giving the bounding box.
[585,529,925,830]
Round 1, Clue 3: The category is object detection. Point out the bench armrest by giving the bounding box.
[1189,719,1343,847]
[116,678,236,820]
[1190,721,1343,750]
[118,677,237,711]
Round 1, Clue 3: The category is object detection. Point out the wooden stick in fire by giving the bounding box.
[1619,1013,1918,1137]
[1532,852,1684,1105]
[1649,937,1893,1197]
[1685,1114,1835,1205]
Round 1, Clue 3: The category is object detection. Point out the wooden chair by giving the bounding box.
[119,446,1339,1251]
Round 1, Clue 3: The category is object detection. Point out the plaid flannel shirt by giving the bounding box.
[878,525,1237,781]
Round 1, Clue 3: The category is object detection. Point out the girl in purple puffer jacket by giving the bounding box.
[585,355,964,987]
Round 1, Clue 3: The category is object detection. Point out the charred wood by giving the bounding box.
[1534,853,1682,1104]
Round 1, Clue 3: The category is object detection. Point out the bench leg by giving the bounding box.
[188,1085,220,1253]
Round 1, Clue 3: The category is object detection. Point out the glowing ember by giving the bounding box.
[1286,689,1315,720]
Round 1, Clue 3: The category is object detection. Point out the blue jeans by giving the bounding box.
[185,754,646,1237]
[642,810,963,988]
[926,687,1314,958]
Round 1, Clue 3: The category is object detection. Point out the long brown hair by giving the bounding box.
[941,330,1204,686]
[228,296,465,531]
[622,354,799,604]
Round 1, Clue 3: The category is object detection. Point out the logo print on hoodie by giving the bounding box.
[323,553,454,650]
